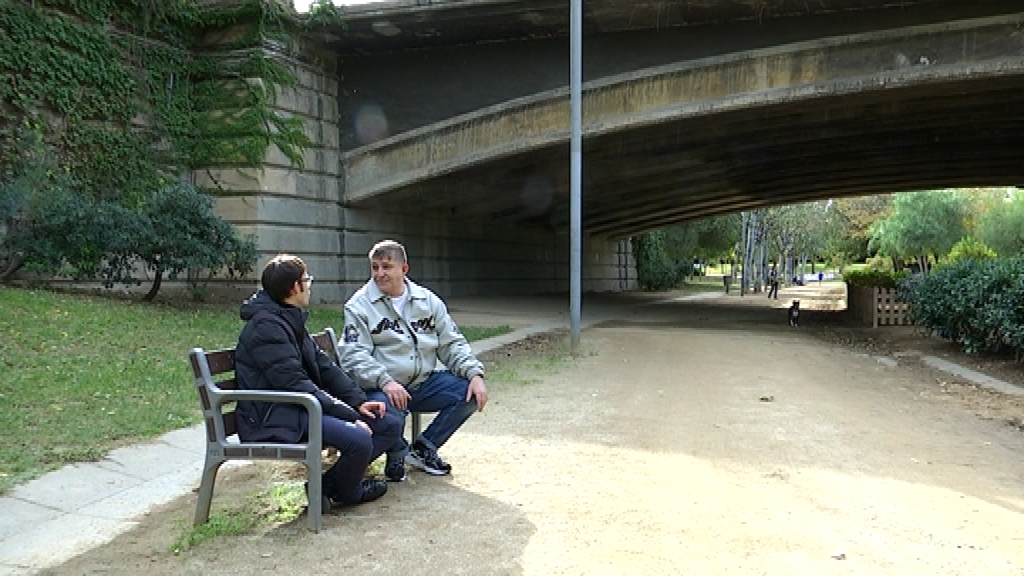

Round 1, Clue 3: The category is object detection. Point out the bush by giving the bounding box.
[138,183,256,301]
[842,268,907,288]
[632,231,685,291]
[903,257,1024,357]
[944,237,995,264]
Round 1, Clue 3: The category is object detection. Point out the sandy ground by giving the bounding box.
[45,285,1024,575]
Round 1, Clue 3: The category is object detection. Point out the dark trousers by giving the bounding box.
[315,410,402,504]
[767,282,778,299]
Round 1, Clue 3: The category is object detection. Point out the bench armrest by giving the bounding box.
[210,389,324,450]
[211,389,323,420]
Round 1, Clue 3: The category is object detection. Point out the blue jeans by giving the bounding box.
[304,410,402,504]
[367,370,479,459]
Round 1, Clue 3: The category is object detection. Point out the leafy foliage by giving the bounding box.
[632,230,685,291]
[137,183,257,300]
[631,215,739,289]
[944,237,995,264]
[975,189,1024,257]
[1,0,309,295]
[868,190,967,273]
[903,257,1024,357]
[842,269,907,288]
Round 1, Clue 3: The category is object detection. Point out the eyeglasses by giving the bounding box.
[301,275,314,286]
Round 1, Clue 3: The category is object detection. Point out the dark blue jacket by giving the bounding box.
[234,290,366,443]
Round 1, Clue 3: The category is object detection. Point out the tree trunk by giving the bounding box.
[0,252,23,282]
[143,268,163,302]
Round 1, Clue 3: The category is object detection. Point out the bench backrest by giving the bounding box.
[190,347,239,440]
[311,327,341,366]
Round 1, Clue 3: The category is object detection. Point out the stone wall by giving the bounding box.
[339,207,635,301]
[193,34,349,303]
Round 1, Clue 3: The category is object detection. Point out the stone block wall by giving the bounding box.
[193,34,350,303]
[340,206,636,301]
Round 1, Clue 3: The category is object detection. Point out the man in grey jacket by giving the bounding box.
[342,240,489,480]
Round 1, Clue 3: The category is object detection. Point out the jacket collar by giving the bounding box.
[367,277,426,303]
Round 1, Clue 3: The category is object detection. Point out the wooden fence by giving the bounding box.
[847,285,912,328]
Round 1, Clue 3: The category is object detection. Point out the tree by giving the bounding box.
[137,183,256,301]
[868,190,967,274]
[827,194,892,267]
[631,214,741,290]
[976,188,1024,257]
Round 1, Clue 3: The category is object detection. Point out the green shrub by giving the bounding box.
[137,183,256,301]
[944,237,996,264]
[842,268,907,288]
[903,257,1024,357]
[632,231,685,291]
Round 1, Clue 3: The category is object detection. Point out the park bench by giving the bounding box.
[189,327,428,532]
[189,328,345,532]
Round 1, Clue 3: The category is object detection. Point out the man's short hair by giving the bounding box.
[368,239,407,263]
[261,254,306,303]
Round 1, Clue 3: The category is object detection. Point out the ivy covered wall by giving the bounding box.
[0,0,314,196]
[0,0,345,298]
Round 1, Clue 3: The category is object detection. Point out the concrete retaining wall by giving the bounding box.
[339,207,636,302]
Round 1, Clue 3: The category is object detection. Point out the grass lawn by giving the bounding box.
[0,286,508,494]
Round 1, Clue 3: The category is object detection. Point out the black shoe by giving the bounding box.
[327,478,388,506]
[404,441,452,476]
[385,458,407,482]
[354,479,388,504]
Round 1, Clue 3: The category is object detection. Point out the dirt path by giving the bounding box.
[46,286,1024,575]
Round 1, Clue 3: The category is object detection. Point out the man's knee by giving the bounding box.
[379,411,404,439]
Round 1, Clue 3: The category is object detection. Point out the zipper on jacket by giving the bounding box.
[386,297,423,385]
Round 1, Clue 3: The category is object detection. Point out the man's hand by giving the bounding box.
[354,420,372,435]
[359,401,386,419]
[382,380,411,410]
[466,375,488,412]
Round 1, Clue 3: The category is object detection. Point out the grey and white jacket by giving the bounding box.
[341,277,484,391]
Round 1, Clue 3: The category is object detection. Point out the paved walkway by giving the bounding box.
[1,291,1020,574]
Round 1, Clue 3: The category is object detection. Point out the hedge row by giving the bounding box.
[901,257,1024,358]
[842,269,907,288]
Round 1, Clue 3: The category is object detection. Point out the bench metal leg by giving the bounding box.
[305,465,323,533]
[411,412,422,442]
[194,458,223,526]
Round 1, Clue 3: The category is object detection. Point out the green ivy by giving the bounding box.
[1,0,319,294]
[632,230,685,291]
[1,0,313,202]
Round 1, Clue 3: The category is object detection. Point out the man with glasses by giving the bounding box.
[234,254,402,508]
[342,240,488,481]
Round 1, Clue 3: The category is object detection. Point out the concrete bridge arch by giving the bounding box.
[343,13,1024,238]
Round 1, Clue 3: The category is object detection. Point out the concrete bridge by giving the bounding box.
[206,0,1024,302]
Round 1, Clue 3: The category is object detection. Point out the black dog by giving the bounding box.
[787,300,800,327]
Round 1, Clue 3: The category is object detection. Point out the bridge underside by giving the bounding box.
[352,73,1024,239]
[341,9,1024,240]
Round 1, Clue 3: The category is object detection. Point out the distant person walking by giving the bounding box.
[767,265,779,299]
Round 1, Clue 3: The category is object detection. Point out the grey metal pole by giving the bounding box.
[569,0,582,355]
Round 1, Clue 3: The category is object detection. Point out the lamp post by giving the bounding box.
[569,0,582,355]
